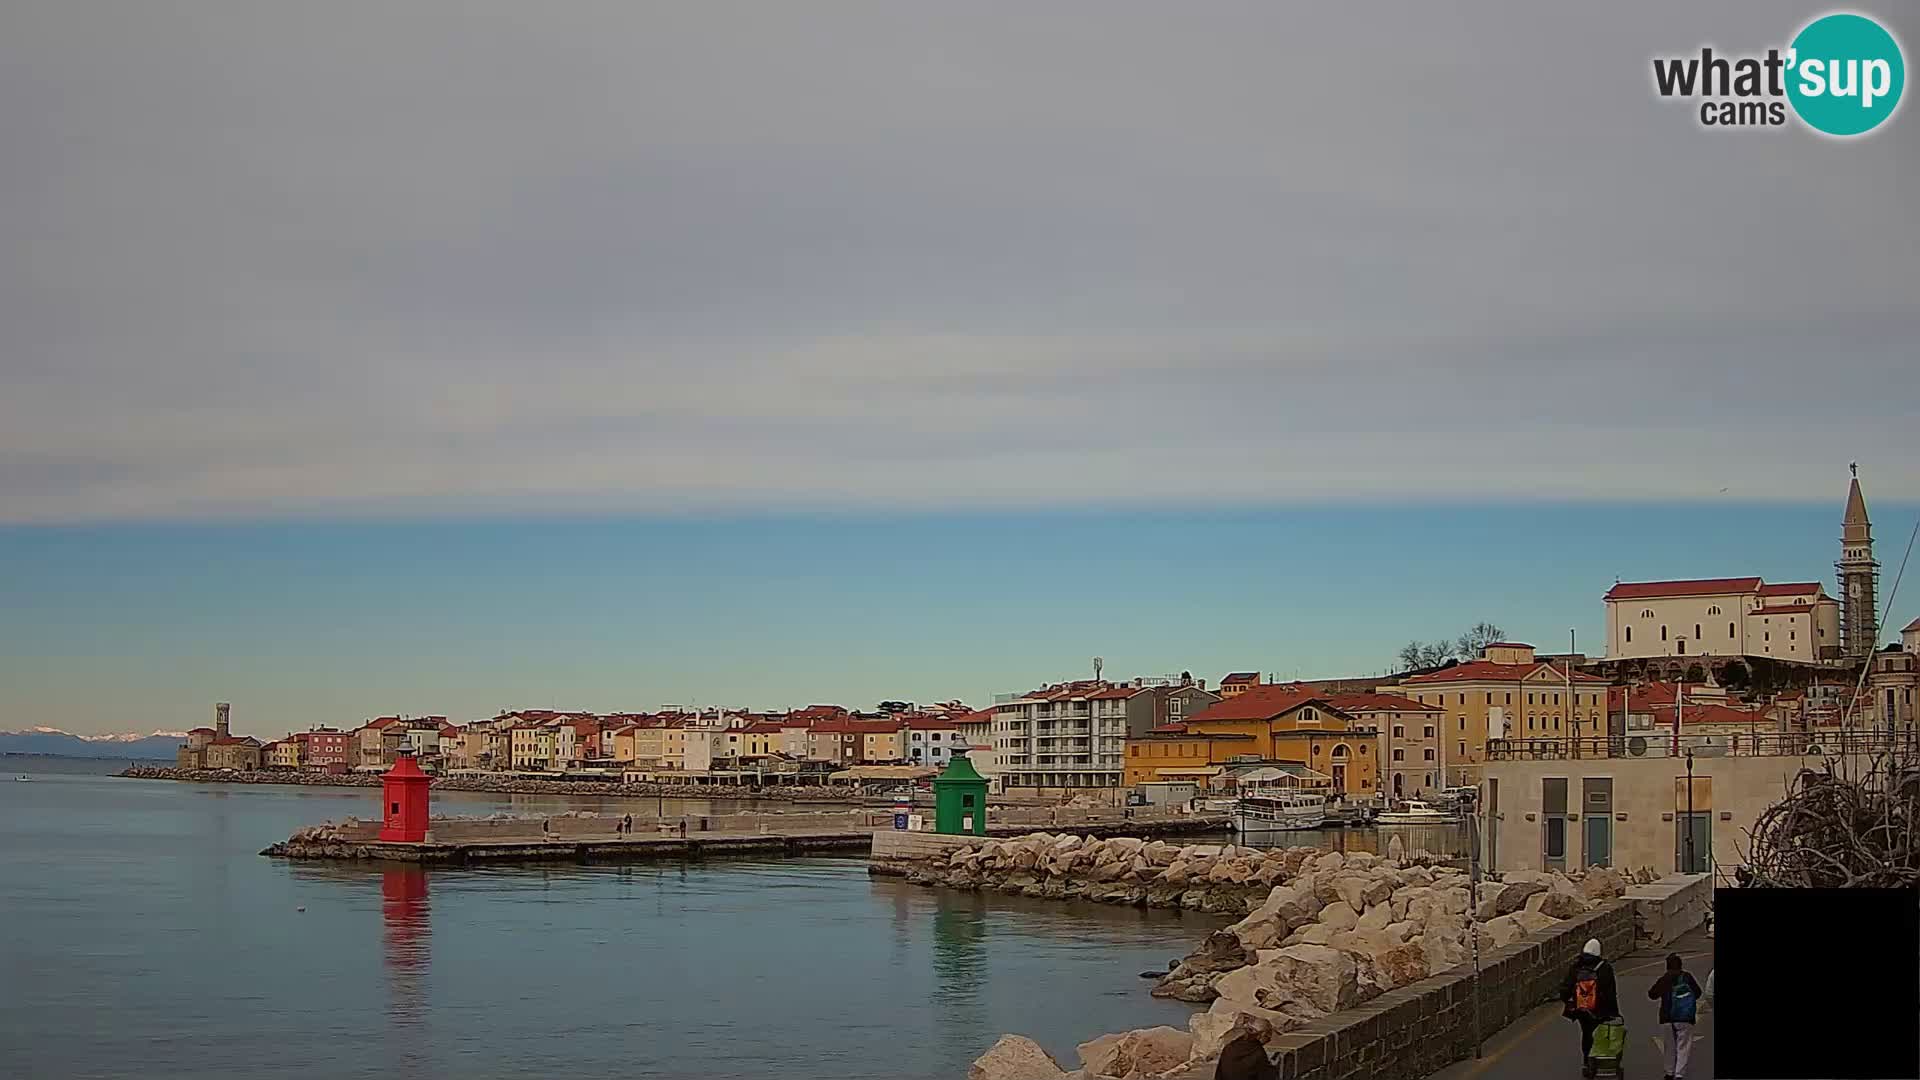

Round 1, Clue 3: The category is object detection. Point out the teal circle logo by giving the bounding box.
[1787,13,1905,136]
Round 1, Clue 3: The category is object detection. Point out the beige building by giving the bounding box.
[205,736,263,771]
[267,739,302,769]
[1402,643,1608,783]
[1323,691,1443,799]
[1868,646,1917,733]
[1604,577,1840,665]
[1480,734,1892,877]
[991,681,1135,793]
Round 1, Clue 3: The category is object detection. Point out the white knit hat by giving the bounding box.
[1583,938,1602,956]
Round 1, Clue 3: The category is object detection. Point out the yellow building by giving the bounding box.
[860,724,905,764]
[630,722,688,770]
[1401,642,1609,783]
[1125,686,1379,796]
[268,739,303,769]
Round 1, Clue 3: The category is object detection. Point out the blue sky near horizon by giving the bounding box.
[5,500,1915,737]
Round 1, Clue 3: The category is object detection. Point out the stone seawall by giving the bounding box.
[118,765,863,802]
[961,841,1636,1080]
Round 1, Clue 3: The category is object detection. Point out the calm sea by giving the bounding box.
[0,758,1218,1080]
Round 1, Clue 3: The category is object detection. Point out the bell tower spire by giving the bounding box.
[1838,465,1879,660]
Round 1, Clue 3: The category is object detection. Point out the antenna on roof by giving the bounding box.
[1092,656,1104,682]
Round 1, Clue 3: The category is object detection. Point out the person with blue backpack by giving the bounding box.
[1646,953,1704,1079]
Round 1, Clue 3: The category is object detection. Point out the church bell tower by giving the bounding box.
[1837,464,1879,660]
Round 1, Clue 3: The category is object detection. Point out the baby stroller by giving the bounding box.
[1587,1017,1627,1078]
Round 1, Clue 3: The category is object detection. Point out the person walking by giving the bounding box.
[1561,938,1620,1077]
[1647,952,1704,1079]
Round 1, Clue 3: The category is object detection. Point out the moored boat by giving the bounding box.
[1374,799,1460,825]
[1231,791,1329,833]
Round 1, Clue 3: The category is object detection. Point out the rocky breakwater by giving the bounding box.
[969,851,1631,1080]
[893,834,1366,915]
[117,765,864,803]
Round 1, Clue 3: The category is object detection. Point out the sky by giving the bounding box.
[1,4,1916,734]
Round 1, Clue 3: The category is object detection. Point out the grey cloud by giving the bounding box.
[1,1,1915,522]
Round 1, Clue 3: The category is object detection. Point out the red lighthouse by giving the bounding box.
[377,751,431,843]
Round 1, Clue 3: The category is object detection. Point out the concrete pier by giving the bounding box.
[263,811,1231,866]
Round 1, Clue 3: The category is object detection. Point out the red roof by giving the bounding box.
[1647,703,1770,728]
[1482,642,1534,650]
[187,727,215,736]
[742,722,786,734]
[1088,687,1143,700]
[1605,577,1762,600]
[1148,722,1189,733]
[1752,603,1815,615]
[952,709,993,725]
[1221,672,1260,684]
[1757,582,1822,596]
[809,719,903,735]
[1323,692,1438,713]
[1185,685,1327,723]
[1405,659,1606,685]
[209,736,260,746]
[902,715,966,730]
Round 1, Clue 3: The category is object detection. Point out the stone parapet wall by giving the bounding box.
[1264,901,1634,1080]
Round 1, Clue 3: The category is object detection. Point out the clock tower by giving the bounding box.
[1837,464,1879,660]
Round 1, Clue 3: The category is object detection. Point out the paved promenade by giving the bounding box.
[1431,927,1716,1080]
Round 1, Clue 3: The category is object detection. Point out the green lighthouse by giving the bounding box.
[932,752,989,836]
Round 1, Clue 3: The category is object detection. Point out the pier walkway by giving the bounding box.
[264,812,1230,865]
[1429,927,1716,1080]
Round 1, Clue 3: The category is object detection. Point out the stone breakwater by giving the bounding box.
[957,839,1634,1080]
[117,766,864,802]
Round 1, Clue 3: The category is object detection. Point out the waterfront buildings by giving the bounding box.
[1402,642,1608,784]
[1322,691,1443,799]
[989,681,1136,795]
[1123,685,1380,797]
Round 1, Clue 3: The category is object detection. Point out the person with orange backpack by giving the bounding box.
[1561,938,1620,1077]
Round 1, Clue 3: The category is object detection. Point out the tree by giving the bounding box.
[1683,663,1707,684]
[1455,622,1507,661]
[1398,640,1457,672]
[1719,660,1751,692]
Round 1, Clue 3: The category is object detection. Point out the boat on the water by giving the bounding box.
[1375,799,1460,825]
[1231,791,1329,833]
[14,775,31,782]
[1195,796,1239,813]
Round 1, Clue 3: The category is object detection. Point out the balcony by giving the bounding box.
[1486,730,1899,761]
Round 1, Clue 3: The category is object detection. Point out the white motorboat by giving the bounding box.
[1195,796,1239,813]
[1374,799,1460,825]
[14,774,31,782]
[1231,791,1329,833]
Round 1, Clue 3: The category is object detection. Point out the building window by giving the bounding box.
[1505,693,1512,705]
[1392,725,1405,738]
[1457,740,1466,757]
[1424,725,1436,738]
[1708,605,1721,615]
[1424,748,1435,760]
[1694,624,1702,639]
[1661,625,1669,641]
[1626,626,1632,643]
[1642,608,1654,618]
[1393,749,1405,761]
[1729,622,1736,638]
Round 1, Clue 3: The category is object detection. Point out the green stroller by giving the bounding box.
[1587,1017,1627,1078]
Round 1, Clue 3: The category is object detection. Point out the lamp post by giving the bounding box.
[1684,748,1696,874]
[1463,787,1484,1058]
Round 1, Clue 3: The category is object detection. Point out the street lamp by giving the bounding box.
[1461,786,1484,1059]
[1683,748,1696,874]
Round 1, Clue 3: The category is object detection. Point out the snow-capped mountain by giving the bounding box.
[0,726,188,758]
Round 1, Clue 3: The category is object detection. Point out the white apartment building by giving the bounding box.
[1603,577,1840,664]
[990,681,1133,793]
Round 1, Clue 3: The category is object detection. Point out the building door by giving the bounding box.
[1582,777,1614,868]
[1484,777,1499,870]
[1331,764,1347,793]
[1676,813,1712,874]
[1545,815,1568,873]
[1583,814,1612,869]
[1542,777,1568,872]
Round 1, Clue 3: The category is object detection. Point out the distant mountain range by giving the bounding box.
[0,727,187,759]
